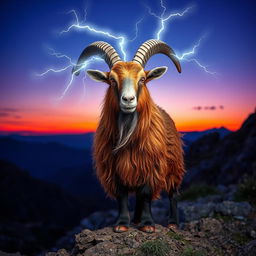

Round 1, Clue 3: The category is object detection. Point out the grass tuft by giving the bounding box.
[234,176,256,207]
[180,247,204,256]
[139,239,169,256]
[167,230,184,240]
[231,232,251,245]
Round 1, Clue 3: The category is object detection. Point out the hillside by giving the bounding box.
[184,112,256,186]
[0,160,88,255]
[0,137,91,180]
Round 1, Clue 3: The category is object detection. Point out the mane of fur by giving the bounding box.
[93,75,185,199]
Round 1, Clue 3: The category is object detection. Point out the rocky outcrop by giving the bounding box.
[46,215,256,256]
[50,184,254,255]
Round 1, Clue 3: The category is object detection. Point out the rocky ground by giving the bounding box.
[45,216,256,256]
[41,184,256,256]
[0,185,255,256]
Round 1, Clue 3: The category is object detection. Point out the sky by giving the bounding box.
[0,0,255,134]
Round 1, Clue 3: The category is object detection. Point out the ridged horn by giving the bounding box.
[72,41,122,75]
[132,39,181,73]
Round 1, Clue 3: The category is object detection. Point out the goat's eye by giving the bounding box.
[109,78,117,86]
[139,77,146,84]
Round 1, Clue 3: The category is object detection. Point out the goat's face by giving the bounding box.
[86,62,167,114]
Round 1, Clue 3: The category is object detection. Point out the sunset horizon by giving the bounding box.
[0,105,254,136]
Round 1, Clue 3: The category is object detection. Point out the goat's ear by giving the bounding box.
[86,69,109,83]
[146,66,168,82]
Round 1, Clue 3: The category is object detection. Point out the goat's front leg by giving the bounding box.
[167,187,179,230]
[137,184,155,233]
[113,183,130,233]
[132,191,142,225]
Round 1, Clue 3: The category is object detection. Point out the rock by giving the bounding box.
[239,240,256,256]
[215,201,252,217]
[184,218,223,235]
[198,218,223,234]
[45,249,70,256]
[179,202,215,222]
[250,230,256,239]
[0,251,23,256]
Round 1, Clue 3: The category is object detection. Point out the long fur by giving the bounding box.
[93,75,185,199]
[114,111,138,152]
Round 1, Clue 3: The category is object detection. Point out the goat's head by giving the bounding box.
[73,40,181,114]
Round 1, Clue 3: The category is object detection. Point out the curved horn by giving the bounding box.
[72,41,122,75]
[132,39,181,73]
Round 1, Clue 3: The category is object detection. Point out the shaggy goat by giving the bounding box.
[73,40,185,233]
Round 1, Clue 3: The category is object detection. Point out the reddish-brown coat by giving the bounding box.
[93,62,185,199]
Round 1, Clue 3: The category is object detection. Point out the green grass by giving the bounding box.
[180,184,218,201]
[167,230,184,240]
[180,247,204,256]
[139,239,169,256]
[234,176,256,207]
[231,232,251,245]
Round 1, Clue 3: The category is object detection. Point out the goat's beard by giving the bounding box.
[113,111,138,152]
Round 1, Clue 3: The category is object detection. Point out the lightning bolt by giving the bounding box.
[60,9,128,61]
[37,9,144,100]
[36,48,102,99]
[146,3,192,40]
[36,48,75,77]
[38,2,216,101]
[148,0,216,75]
[58,56,102,100]
[129,17,144,42]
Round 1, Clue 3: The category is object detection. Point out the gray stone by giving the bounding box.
[215,201,252,217]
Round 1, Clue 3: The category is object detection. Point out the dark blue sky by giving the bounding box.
[1,0,255,72]
[0,0,255,133]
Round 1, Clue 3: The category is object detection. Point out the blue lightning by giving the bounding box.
[37,9,144,99]
[38,2,216,100]
[175,36,217,75]
[146,3,192,40]
[129,17,144,42]
[60,9,128,61]
[148,0,216,75]
[36,48,75,77]
[57,56,103,100]
[36,48,102,99]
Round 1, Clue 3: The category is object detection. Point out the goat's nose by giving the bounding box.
[122,95,135,103]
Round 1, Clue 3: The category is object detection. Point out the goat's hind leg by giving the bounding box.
[113,182,130,233]
[168,187,179,230]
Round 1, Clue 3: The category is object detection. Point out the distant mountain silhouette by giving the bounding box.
[184,112,256,186]
[182,127,231,150]
[0,160,88,255]
[0,128,230,150]
[2,133,94,149]
[0,137,92,180]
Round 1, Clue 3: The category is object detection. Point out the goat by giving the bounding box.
[73,40,185,233]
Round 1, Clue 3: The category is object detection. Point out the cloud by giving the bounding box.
[0,108,22,119]
[193,105,224,111]
[0,108,19,112]
[0,112,10,117]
